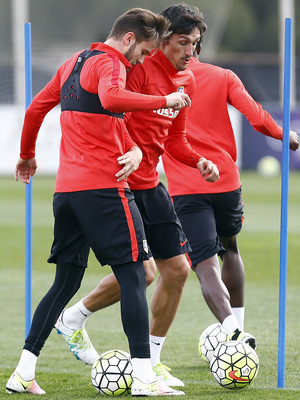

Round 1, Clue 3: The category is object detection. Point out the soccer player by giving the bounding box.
[6,8,190,397]
[162,36,299,345]
[54,4,219,388]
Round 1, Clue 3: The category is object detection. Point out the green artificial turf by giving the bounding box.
[1,172,300,399]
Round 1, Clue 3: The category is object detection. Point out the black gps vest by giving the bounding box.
[60,49,124,119]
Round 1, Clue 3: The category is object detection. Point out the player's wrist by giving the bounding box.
[197,157,206,164]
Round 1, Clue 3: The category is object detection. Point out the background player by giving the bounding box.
[162,32,299,345]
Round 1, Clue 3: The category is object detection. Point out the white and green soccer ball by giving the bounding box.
[91,349,133,396]
[210,340,259,390]
[257,155,281,177]
[198,323,228,363]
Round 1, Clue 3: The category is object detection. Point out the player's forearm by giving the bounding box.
[164,133,201,168]
[100,86,167,113]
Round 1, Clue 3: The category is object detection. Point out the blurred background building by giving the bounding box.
[1,0,300,175]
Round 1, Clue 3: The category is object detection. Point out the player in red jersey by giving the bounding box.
[162,36,299,346]
[55,4,219,388]
[6,8,190,397]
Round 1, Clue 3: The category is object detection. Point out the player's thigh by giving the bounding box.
[48,192,90,267]
[173,193,224,266]
[71,188,149,266]
[214,188,244,238]
[132,183,190,259]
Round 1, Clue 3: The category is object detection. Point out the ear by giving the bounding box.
[160,35,170,49]
[196,44,202,55]
[123,32,136,46]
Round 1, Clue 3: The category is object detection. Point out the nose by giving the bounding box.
[186,44,194,57]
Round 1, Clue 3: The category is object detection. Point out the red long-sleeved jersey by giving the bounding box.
[125,49,202,190]
[162,57,283,196]
[19,43,168,192]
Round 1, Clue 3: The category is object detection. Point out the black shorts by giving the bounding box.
[172,188,244,266]
[132,183,191,259]
[47,188,149,267]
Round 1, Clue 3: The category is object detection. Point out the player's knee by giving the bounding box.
[220,235,239,253]
[157,255,190,287]
[171,258,190,282]
[55,261,84,296]
[181,260,191,279]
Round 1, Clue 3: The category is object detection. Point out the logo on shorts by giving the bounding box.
[180,239,188,247]
[143,240,149,254]
[178,86,184,93]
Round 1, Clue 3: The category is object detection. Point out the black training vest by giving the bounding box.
[60,49,124,118]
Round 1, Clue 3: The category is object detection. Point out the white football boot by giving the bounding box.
[55,311,99,365]
[131,377,185,396]
[6,371,46,395]
[153,362,185,387]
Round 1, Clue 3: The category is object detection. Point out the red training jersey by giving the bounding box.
[162,57,283,196]
[125,49,201,190]
[19,43,167,193]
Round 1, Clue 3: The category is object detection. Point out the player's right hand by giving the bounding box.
[197,157,219,182]
[165,92,191,110]
[115,146,143,182]
[15,157,37,184]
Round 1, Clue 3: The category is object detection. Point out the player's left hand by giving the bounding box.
[116,146,143,182]
[197,157,219,182]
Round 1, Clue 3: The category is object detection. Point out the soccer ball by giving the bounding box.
[210,340,259,390]
[257,155,281,177]
[91,349,133,396]
[198,323,228,363]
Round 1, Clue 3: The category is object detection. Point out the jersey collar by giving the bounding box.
[154,49,179,76]
[90,42,132,69]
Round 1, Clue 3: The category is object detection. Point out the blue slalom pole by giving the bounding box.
[277,17,292,389]
[24,22,33,338]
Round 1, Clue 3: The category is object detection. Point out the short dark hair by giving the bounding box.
[107,8,170,46]
[160,3,207,41]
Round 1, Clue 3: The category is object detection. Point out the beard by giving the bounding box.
[175,58,190,71]
[124,42,137,64]
[176,64,187,71]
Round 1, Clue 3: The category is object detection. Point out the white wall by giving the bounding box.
[0,105,61,176]
[0,105,242,176]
